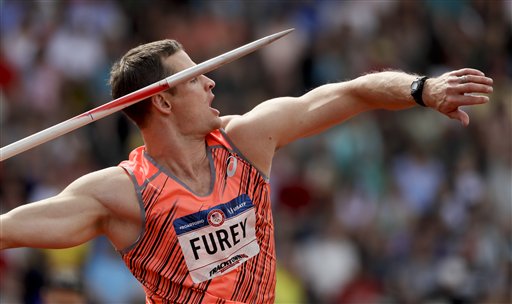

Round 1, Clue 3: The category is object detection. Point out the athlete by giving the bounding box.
[0,39,493,303]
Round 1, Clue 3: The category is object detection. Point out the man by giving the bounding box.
[0,39,493,303]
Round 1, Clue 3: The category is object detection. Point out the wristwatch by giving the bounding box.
[410,76,429,107]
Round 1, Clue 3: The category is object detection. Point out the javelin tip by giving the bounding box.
[267,28,295,42]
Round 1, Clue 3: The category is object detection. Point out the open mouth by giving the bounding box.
[208,95,220,115]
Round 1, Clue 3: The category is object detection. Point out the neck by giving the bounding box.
[143,127,211,180]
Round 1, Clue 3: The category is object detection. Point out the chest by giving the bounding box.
[140,171,263,283]
[177,168,212,196]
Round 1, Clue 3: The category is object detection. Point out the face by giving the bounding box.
[161,51,220,135]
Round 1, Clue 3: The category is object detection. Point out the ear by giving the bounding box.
[151,93,173,114]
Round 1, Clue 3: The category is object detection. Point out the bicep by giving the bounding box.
[242,82,372,148]
[223,82,372,175]
[1,187,108,249]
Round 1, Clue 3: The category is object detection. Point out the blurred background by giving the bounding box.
[0,0,510,303]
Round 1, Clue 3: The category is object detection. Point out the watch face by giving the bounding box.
[411,81,419,90]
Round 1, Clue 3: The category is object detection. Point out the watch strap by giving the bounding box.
[411,76,429,107]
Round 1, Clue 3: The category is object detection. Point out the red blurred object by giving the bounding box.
[0,55,16,90]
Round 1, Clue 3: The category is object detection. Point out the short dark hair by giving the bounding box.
[109,39,183,128]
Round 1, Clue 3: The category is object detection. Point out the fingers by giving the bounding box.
[446,108,470,127]
[447,68,485,94]
[449,73,493,103]
[445,93,489,108]
[448,69,493,93]
[458,82,494,95]
[450,68,485,77]
[457,74,494,86]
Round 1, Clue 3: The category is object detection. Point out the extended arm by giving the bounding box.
[224,68,493,174]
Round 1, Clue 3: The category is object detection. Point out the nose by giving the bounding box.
[204,75,215,90]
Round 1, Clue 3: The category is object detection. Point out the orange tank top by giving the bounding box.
[118,129,276,303]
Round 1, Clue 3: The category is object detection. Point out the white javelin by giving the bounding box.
[0,28,294,161]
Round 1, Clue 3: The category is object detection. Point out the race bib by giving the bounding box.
[173,194,260,283]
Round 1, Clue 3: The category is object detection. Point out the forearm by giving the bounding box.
[349,68,492,127]
[349,71,418,111]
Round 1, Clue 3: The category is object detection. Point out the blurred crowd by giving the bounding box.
[0,0,510,303]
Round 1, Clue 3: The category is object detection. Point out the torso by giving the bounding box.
[99,116,276,252]
[113,129,276,303]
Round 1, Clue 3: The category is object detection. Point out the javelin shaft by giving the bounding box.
[0,29,294,161]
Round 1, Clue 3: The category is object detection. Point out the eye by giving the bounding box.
[190,77,198,83]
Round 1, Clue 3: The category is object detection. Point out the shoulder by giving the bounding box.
[220,115,239,128]
[66,167,130,193]
[63,166,136,211]
[220,114,277,176]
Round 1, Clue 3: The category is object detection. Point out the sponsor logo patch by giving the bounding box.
[226,155,238,177]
